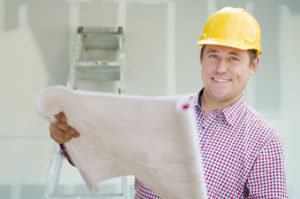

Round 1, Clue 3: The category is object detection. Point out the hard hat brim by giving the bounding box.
[197,40,262,55]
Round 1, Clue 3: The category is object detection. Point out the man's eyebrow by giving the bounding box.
[206,49,242,56]
[207,49,218,53]
[228,52,241,56]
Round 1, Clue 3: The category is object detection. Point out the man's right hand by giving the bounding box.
[49,112,80,144]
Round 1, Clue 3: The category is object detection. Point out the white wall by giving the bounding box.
[1,0,300,198]
[0,0,4,31]
[274,5,300,196]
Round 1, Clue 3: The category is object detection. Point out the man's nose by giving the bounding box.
[216,60,228,73]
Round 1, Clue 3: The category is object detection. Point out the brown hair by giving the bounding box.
[247,49,258,65]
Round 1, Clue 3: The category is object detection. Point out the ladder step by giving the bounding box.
[75,61,120,68]
[82,37,119,49]
[80,27,123,49]
[78,26,123,35]
[75,61,120,81]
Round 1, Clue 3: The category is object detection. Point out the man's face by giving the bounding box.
[200,45,259,105]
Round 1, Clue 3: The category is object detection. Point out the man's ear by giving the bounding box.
[250,57,259,75]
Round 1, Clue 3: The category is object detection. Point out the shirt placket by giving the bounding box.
[197,110,217,152]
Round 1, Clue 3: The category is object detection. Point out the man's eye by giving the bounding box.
[229,57,239,61]
[209,54,217,58]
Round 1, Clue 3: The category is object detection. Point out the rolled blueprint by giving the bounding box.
[36,86,207,199]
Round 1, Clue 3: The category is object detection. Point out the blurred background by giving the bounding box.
[0,0,299,198]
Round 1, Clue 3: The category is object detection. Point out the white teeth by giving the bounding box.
[214,78,229,82]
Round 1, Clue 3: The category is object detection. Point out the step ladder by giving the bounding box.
[44,26,128,199]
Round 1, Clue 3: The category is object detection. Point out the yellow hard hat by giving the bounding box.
[198,7,262,55]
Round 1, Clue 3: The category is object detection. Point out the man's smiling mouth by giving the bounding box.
[213,77,230,83]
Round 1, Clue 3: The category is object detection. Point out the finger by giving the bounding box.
[55,112,67,123]
[50,122,80,138]
[52,121,76,135]
[49,125,73,144]
[73,131,80,137]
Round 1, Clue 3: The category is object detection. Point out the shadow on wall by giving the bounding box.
[0,5,49,136]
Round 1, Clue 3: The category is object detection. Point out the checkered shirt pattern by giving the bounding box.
[134,91,288,198]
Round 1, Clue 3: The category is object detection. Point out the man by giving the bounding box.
[49,7,288,198]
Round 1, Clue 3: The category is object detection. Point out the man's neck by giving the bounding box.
[200,90,242,116]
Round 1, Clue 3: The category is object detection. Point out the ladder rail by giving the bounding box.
[44,144,64,198]
[67,31,83,89]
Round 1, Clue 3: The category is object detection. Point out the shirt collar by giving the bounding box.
[222,95,246,125]
[197,88,204,108]
[196,88,246,125]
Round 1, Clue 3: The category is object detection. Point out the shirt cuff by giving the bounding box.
[59,144,75,166]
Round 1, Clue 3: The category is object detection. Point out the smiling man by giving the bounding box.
[137,7,288,198]
[49,7,288,199]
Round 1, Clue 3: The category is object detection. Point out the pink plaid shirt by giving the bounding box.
[135,90,288,198]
